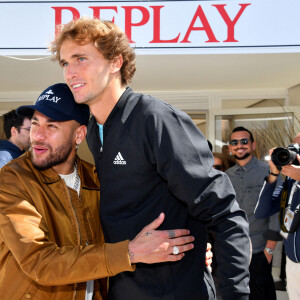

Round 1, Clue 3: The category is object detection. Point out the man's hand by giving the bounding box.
[206,243,213,272]
[129,213,194,264]
[281,154,300,181]
[267,148,280,183]
[264,240,277,264]
[264,249,273,264]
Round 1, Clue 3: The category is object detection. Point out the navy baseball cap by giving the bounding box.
[17,83,90,126]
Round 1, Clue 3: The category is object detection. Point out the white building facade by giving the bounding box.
[1,0,300,160]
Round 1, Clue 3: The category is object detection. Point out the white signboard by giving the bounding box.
[0,0,300,55]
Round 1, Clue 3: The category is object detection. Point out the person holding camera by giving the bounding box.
[226,126,281,300]
[255,133,300,299]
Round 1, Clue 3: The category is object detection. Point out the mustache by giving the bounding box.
[31,142,52,151]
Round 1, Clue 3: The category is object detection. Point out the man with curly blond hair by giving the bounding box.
[51,17,251,300]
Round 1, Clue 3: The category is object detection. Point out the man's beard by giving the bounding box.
[31,138,74,171]
[233,152,251,161]
[20,139,31,152]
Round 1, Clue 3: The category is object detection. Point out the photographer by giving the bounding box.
[255,133,300,299]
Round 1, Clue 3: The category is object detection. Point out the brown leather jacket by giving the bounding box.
[0,152,134,300]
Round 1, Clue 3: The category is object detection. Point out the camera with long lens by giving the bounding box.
[271,143,300,167]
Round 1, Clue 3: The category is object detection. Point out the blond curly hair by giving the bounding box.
[50,18,136,86]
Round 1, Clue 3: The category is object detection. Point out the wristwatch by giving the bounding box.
[269,170,279,177]
[264,247,274,255]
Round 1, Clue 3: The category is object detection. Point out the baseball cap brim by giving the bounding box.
[17,102,78,122]
[16,83,90,126]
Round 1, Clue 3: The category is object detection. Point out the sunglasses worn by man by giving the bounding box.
[229,138,250,146]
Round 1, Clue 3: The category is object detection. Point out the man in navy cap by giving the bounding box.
[0,83,194,300]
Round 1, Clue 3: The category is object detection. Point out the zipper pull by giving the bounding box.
[99,146,103,159]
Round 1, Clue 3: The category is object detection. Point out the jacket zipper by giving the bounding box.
[65,185,81,243]
[64,183,81,299]
[73,285,77,300]
[100,146,103,159]
[99,122,105,159]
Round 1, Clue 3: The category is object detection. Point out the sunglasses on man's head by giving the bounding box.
[229,138,250,146]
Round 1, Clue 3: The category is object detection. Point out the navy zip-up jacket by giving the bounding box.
[255,177,300,262]
[87,88,250,300]
[0,140,24,168]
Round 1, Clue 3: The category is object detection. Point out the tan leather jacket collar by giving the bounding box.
[24,152,99,190]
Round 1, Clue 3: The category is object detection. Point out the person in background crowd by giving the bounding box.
[222,144,236,169]
[0,83,195,300]
[51,17,251,300]
[226,126,281,300]
[212,152,227,172]
[222,144,230,156]
[0,109,31,168]
[255,133,300,299]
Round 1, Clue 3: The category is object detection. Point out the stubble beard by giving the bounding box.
[233,152,251,161]
[31,138,74,171]
[22,139,31,151]
[19,141,30,151]
[16,136,31,152]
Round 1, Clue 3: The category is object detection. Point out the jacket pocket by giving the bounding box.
[0,253,36,300]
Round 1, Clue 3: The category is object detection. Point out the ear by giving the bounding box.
[74,125,87,145]
[111,54,123,74]
[10,126,18,137]
[252,141,256,151]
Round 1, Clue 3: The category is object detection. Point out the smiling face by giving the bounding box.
[229,130,256,165]
[30,111,79,174]
[59,39,114,107]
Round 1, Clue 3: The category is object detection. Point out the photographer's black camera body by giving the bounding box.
[271,143,300,167]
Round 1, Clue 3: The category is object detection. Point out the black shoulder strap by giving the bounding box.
[279,179,290,233]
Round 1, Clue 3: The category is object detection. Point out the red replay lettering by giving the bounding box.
[122,6,150,43]
[150,6,180,43]
[52,3,251,44]
[213,4,251,42]
[181,5,219,43]
[52,7,80,35]
[90,6,118,23]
